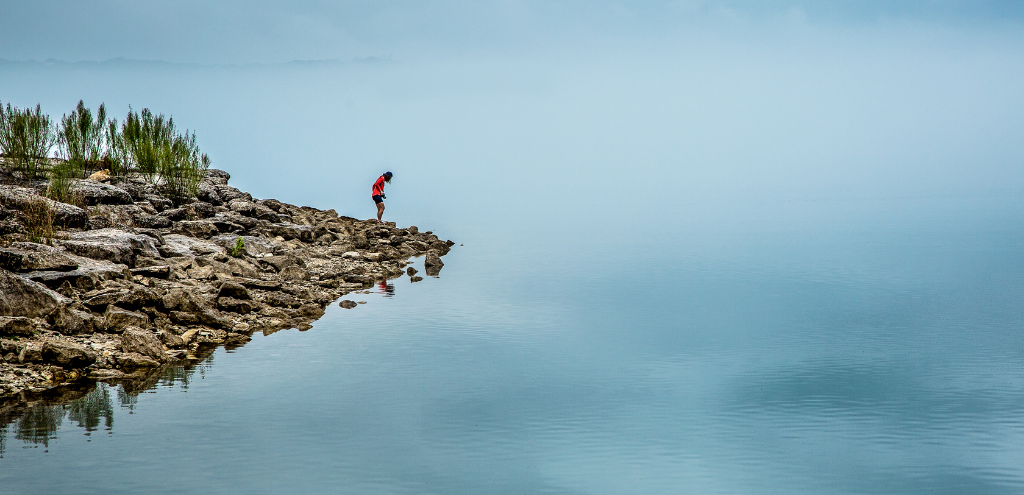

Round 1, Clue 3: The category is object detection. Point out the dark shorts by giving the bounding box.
[372,195,384,204]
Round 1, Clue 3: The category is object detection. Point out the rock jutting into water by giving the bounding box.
[0,163,452,399]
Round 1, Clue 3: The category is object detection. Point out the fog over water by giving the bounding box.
[1,2,1023,494]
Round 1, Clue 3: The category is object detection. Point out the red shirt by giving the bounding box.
[372,176,387,196]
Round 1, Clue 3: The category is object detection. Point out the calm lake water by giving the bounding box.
[2,198,1023,494]
[1,34,1023,493]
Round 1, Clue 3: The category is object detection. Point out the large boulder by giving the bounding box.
[267,222,314,242]
[0,185,88,228]
[59,239,134,266]
[0,316,36,337]
[217,281,250,300]
[115,286,161,310]
[195,181,223,205]
[227,198,259,217]
[104,307,150,333]
[71,179,133,205]
[119,327,166,361]
[159,234,224,258]
[0,242,78,272]
[42,340,97,368]
[58,228,160,267]
[0,268,64,318]
[215,185,249,203]
[217,297,254,314]
[50,306,99,335]
[68,228,160,258]
[173,220,220,239]
[25,259,127,291]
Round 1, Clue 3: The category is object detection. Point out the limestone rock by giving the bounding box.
[157,330,185,348]
[42,340,97,368]
[71,228,161,258]
[0,243,78,272]
[105,307,150,333]
[18,343,42,363]
[0,268,64,318]
[280,265,308,281]
[174,220,220,239]
[50,306,98,335]
[0,185,88,228]
[424,252,443,267]
[267,222,314,242]
[116,351,160,368]
[339,300,357,309]
[119,327,166,361]
[160,234,224,258]
[116,286,160,310]
[60,239,134,266]
[71,179,133,205]
[159,207,188,221]
[227,198,259,217]
[264,292,301,308]
[218,281,251,300]
[217,297,254,314]
[0,317,36,337]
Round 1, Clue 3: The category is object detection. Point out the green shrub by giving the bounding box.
[47,159,84,205]
[0,102,56,180]
[158,130,210,205]
[58,100,106,170]
[121,108,174,183]
[104,118,132,177]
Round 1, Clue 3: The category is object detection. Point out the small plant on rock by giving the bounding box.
[231,237,245,257]
[21,198,55,244]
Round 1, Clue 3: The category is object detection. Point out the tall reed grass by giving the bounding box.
[0,100,211,206]
[0,102,56,180]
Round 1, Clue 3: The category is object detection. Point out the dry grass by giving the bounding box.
[22,198,55,244]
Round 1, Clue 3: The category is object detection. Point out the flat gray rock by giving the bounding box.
[71,179,133,205]
[0,268,66,318]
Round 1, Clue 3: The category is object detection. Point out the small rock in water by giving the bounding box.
[339,300,357,309]
[410,276,423,283]
[357,301,366,304]
[406,267,418,277]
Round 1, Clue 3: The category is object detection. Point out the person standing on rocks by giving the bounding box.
[372,171,393,223]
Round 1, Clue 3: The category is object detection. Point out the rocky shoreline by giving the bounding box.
[0,166,451,402]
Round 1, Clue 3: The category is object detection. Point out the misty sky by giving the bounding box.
[1,1,1022,63]
[1,0,1022,242]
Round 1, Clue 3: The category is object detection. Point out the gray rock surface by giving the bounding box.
[0,268,64,318]
[0,243,78,272]
[72,179,133,205]
[42,340,97,368]
[0,317,36,337]
[104,307,150,333]
[119,327,166,361]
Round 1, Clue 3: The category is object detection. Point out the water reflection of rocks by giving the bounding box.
[0,346,215,456]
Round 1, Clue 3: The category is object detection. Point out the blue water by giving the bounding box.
[2,199,1023,494]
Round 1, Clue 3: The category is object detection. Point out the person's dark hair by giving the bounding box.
[384,171,393,182]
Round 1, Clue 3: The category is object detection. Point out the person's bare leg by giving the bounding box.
[376,202,385,222]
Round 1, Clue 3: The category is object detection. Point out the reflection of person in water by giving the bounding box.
[378,279,395,296]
